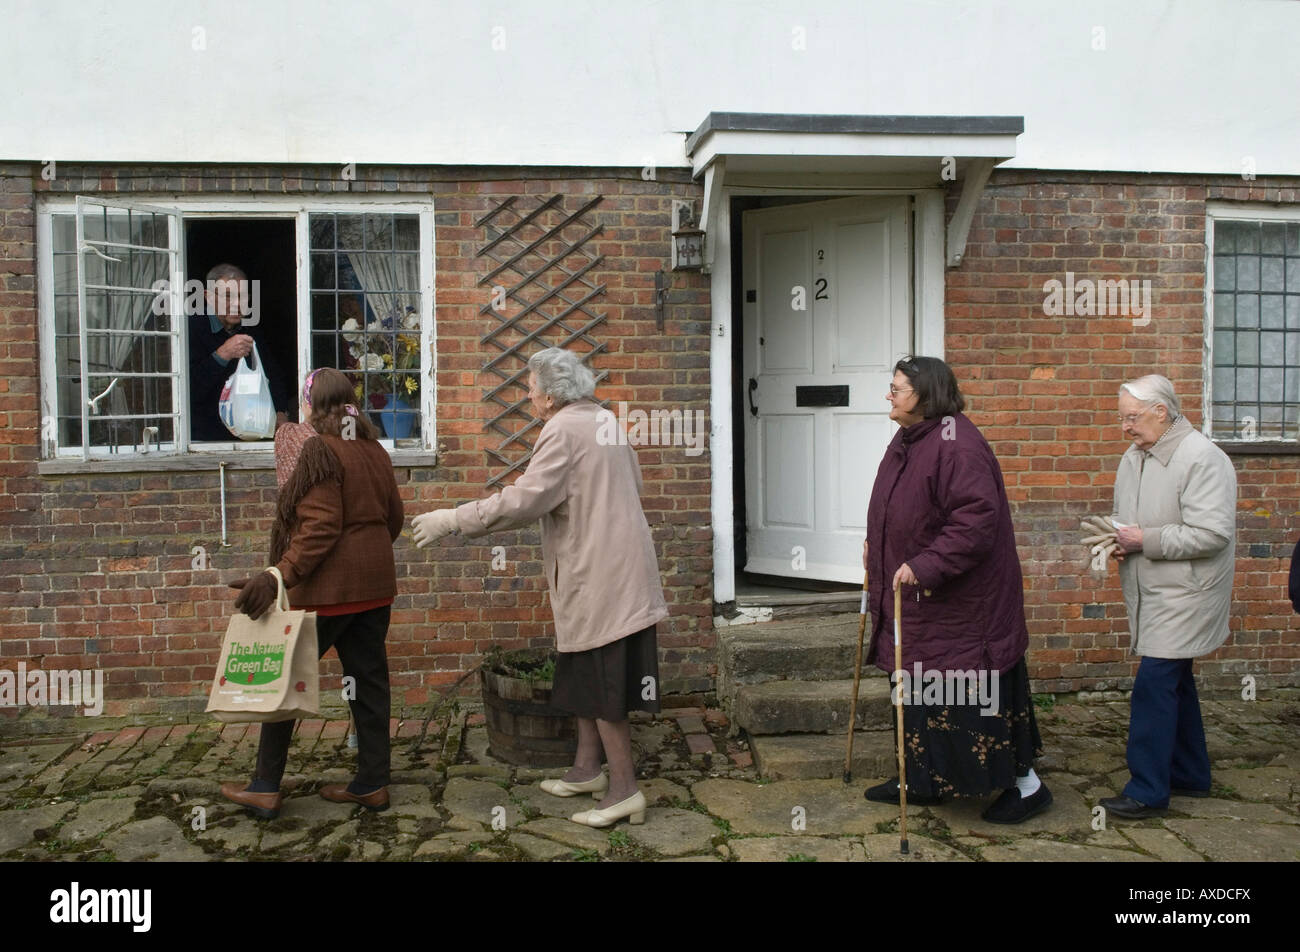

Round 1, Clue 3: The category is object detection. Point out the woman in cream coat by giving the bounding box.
[413,348,668,828]
[1100,374,1237,820]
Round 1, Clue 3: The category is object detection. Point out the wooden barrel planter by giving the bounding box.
[479,648,576,767]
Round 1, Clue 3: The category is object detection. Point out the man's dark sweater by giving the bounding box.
[188,314,291,441]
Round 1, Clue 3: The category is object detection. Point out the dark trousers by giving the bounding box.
[1122,656,1211,808]
[254,604,392,789]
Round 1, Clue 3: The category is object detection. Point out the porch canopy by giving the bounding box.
[684,112,1024,267]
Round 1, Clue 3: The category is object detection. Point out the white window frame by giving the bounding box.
[1204,201,1300,446]
[37,195,438,471]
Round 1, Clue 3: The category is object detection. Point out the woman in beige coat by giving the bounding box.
[412,348,668,828]
[1100,374,1237,820]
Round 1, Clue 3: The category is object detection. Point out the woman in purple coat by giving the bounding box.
[862,356,1050,823]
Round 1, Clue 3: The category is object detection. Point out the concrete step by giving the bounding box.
[717,614,868,700]
[749,730,898,781]
[733,678,894,735]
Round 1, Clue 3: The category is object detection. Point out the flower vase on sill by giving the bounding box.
[376,393,415,440]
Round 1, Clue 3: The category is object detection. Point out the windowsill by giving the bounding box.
[37,447,438,475]
[1215,440,1300,456]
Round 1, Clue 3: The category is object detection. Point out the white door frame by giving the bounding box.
[710,185,946,605]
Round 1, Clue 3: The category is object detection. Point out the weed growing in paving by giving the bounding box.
[571,847,600,862]
[607,829,630,849]
[786,853,816,862]
[668,796,709,815]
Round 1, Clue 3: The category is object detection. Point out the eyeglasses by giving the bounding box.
[1118,407,1153,425]
[888,386,914,396]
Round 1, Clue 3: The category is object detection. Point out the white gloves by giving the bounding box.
[412,508,460,548]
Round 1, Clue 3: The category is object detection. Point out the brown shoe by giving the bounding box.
[319,783,390,811]
[220,781,283,820]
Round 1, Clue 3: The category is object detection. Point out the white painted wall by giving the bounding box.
[3,0,1297,174]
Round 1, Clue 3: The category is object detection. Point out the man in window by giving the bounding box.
[188,263,291,441]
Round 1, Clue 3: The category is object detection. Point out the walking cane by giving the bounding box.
[842,569,870,784]
[894,584,909,856]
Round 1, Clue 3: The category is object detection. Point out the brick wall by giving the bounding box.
[4,160,1299,717]
[949,170,1300,692]
[0,163,714,717]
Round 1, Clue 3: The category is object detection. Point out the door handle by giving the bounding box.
[748,378,758,417]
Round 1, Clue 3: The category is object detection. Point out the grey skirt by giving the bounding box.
[551,625,661,721]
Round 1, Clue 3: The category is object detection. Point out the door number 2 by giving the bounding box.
[814,278,829,301]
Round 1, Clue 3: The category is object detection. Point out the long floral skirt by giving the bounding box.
[892,656,1042,799]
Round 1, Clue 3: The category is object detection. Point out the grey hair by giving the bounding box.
[206,262,247,283]
[527,347,596,407]
[1120,374,1180,419]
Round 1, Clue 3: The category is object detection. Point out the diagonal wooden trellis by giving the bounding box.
[475,194,611,488]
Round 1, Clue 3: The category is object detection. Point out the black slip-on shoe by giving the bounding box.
[863,778,943,806]
[1098,794,1167,819]
[980,784,1053,824]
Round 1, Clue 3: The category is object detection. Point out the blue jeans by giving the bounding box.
[1122,656,1211,807]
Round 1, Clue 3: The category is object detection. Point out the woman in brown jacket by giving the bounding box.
[221,368,405,819]
[413,347,668,829]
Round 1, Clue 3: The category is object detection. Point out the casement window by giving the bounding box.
[37,197,434,467]
[1206,205,1300,444]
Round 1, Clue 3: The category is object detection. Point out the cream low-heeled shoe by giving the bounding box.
[540,774,609,797]
[570,790,646,828]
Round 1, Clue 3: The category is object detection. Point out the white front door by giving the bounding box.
[742,196,911,584]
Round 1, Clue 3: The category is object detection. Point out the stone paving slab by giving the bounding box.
[0,741,76,792]
[728,835,865,862]
[443,777,521,829]
[861,833,972,862]
[517,818,613,855]
[509,831,573,861]
[1212,766,1296,802]
[660,854,722,862]
[1163,820,1300,862]
[414,832,489,858]
[511,782,591,820]
[624,808,718,856]
[276,795,356,825]
[1166,798,1300,824]
[388,783,433,805]
[61,795,138,842]
[205,820,262,852]
[259,826,312,853]
[102,816,210,862]
[692,777,897,835]
[749,730,897,780]
[639,777,689,806]
[2,696,1298,862]
[978,840,1155,862]
[1120,827,1206,862]
[0,801,75,854]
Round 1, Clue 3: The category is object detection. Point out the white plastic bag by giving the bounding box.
[218,342,276,440]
